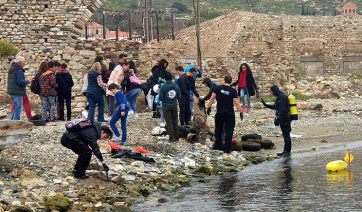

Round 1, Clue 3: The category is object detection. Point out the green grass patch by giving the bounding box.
[291,92,313,101]
[0,39,19,57]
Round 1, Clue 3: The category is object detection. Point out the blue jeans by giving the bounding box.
[190,94,194,116]
[110,110,128,142]
[10,95,23,120]
[126,88,141,113]
[240,88,250,109]
[41,96,56,121]
[86,93,105,121]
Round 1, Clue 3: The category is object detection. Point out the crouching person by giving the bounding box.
[61,122,113,179]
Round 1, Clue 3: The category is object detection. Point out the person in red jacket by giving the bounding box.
[231,63,259,113]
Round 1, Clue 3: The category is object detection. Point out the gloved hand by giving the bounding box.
[102,163,109,172]
[158,77,165,83]
[274,117,280,126]
[261,98,267,107]
[240,112,243,121]
[206,108,211,116]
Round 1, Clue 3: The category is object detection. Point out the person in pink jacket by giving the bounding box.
[106,61,126,117]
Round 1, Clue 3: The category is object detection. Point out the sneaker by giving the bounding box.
[104,117,110,121]
[160,122,166,127]
[111,136,122,142]
[152,112,158,118]
[133,114,138,119]
[128,110,134,116]
[241,106,246,112]
[121,141,128,146]
[82,110,88,118]
[246,109,250,113]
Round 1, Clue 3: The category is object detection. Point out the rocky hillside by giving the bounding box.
[100,0,362,17]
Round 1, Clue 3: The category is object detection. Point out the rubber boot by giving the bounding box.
[282,136,292,157]
[277,151,286,156]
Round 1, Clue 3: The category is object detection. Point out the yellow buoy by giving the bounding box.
[326,160,348,172]
[326,152,354,172]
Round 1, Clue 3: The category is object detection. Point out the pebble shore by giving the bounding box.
[1,96,362,211]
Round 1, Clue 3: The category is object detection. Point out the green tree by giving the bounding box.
[171,2,188,13]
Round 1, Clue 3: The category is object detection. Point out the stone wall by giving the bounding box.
[176,11,362,90]
[2,2,362,111]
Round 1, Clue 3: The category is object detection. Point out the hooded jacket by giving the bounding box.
[40,69,58,97]
[159,81,181,108]
[264,85,290,121]
[7,63,29,96]
[177,73,199,98]
[231,69,258,97]
[56,70,74,94]
[64,121,104,162]
[202,78,218,101]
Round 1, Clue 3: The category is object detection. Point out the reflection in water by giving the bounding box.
[218,174,238,210]
[326,170,354,186]
[276,158,294,211]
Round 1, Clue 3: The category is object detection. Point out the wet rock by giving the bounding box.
[13,206,33,212]
[111,176,125,184]
[112,204,132,212]
[254,156,266,163]
[158,198,168,203]
[160,184,174,191]
[194,166,211,175]
[46,195,71,212]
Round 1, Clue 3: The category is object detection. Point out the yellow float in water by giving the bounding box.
[326,152,354,172]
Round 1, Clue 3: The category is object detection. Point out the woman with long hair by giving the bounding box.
[121,61,141,119]
[86,62,108,122]
[231,63,259,113]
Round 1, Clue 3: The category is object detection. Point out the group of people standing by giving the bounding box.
[7,55,293,181]
[7,56,74,122]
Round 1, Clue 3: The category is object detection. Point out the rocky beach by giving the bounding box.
[1,90,362,211]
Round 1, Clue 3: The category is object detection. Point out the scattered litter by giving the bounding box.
[291,134,303,138]
[134,147,152,154]
[311,146,318,151]
[151,126,167,136]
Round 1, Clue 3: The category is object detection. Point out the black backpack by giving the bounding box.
[30,72,43,95]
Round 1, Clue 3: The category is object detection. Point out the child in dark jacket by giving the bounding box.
[56,63,74,121]
[108,83,130,145]
[40,61,59,121]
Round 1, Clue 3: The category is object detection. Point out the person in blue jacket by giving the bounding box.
[108,83,130,146]
[184,63,202,117]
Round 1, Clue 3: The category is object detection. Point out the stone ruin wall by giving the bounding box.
[223,12,362,92]
[1,2,362,111]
